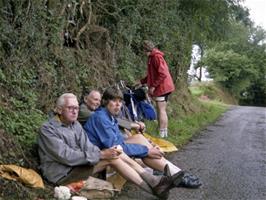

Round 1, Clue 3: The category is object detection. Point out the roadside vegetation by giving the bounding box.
[0,0,265,199]
[0,0,264,153]
[146,82,230,147]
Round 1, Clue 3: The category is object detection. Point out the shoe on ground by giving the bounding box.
[163,165,185,188]
[164,165,201,189]
[152,175,173,199]
[171,171,185,187]
[178,172,202,189]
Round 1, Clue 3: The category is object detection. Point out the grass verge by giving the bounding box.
[145,100,228,148]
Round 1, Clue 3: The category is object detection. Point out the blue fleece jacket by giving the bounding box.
[84,107,148,158]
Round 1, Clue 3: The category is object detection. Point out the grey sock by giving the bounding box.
[139,181,153,194]
[140,171,161,188]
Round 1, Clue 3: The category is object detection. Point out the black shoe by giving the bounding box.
[164,165,201,189]
[152,176,172,199]
[178,172,202,189]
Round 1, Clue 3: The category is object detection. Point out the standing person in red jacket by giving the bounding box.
[139,40,175,138]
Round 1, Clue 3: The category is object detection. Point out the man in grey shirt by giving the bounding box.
[38,93,181,199]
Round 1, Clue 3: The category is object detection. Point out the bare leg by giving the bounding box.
[94,155,177,198]
[118,153,169,188]
[156,100,168,129]
[126,134,165,170]
[93,158,144,185]
[93,158,152,193]
[126,134,181,175]
[156,100,168,137]
[126,134,154,147]
[115,153,146,174]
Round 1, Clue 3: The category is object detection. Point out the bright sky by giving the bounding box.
[188,0,266,81]
[242,0,266,30]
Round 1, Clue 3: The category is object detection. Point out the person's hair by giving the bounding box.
[56,93,77,108]
[80,89,92,104]
[80,89,101,103]
[143,40,155,52]
[101,86,123,107]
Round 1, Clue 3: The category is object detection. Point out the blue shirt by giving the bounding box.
[84,107,148,158]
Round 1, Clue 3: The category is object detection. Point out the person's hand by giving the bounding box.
[147,146,164,159]
[100,148,121,160]
[112,145,123,154]
[135,121,146,133]
[148,87,155,95]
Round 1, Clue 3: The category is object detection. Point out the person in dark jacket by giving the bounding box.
[139,40,175,138]
[38,93,180,199]
[78,89,101,125]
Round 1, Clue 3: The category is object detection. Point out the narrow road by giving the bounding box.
[116,106,266,200]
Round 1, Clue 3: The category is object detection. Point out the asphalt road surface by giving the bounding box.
[116,106,266,200]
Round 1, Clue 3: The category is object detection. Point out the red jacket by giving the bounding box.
[140,48,175,97]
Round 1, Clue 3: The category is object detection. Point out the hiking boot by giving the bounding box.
[152,175,172,199]
[169,170,185,187]
[163,164,186,188]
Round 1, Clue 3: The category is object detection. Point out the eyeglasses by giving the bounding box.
[65,106,79,112]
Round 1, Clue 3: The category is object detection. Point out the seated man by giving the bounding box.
[38,93,180,199]
[84,86,202,189]
[78,89,102,125]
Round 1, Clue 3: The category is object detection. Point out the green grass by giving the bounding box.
[189,86,204,97]
[169,100,228,147]
[145,98,228,148]
[189,82,237,105]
